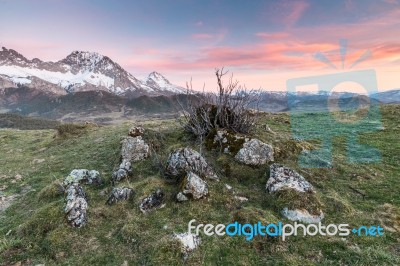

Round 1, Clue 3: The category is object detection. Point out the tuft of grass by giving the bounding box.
[265,188,323,216]
[56,123,92,138]
[37,180,65,202]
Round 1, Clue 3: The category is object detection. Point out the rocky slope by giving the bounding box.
[0,47,185,96]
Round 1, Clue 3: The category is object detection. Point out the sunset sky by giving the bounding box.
[1,0,399,91]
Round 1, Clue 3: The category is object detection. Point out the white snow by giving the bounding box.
[6,76,32,85]
[145,72,186,93]
[0,65,114,89]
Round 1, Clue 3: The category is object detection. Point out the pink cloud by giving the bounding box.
[284,0,310,27]
[268,0,310,28]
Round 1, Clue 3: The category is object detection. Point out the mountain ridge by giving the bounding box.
[0,47,185,97]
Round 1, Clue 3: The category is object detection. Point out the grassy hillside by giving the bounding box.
[0,105,399,265]
[0,113,60,130]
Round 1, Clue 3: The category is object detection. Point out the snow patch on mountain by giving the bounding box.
[0,65,114,90]
[0,48,187,96]
[145,71,185,93]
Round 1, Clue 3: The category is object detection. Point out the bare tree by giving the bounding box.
[178,68,259,142]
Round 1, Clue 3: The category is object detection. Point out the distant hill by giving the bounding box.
[371,89,400,104]
[0,113,60,129]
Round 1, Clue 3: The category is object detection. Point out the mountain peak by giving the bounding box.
[0,47,185,96]
[145,71,185,93]
[62,50,105,67]
[148,71,170,84]
[0,47,30,65]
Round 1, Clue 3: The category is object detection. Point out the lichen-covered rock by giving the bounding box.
[112,136,149,184]
[266,164,314,193]
[139,188,165,213]
[173,233,201,259]
[112,169,129,184]
[112,159,132,183]
[64,184,88,227]
[106,187,134,205]
[121,136,149,162]
[235,138,274,165]
[128,126,145,137]
[119,159,132,172]
[176,172,208,202]
[176,192,189,202]
[205,129,246,154]
[165,148,218,180]
[281,207,324,224]
[63,169,102,186]
[267,164,323,222]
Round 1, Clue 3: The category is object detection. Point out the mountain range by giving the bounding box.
[0,46,399,123]
[0,47,185,97]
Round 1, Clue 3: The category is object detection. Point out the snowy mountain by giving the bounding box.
[0,47,185,96]
[145,71,187,94]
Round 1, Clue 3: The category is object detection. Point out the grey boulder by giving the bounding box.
[165,148,218,180]
[106,187,134,205]
[121,136,149,163]
[176,172,209,202]
[139,188,165,213]
[235,138,274,166]
[173,232,201,259]
[266,164,314,193]
[281,207,324,224]
[64,184,88,228]
[63,169,102,186]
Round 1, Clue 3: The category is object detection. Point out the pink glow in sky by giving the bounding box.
[1,0,399,91]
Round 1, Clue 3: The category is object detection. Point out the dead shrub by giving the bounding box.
[178,68,259,143]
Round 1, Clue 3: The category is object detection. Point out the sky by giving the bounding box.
[1,0,399,92]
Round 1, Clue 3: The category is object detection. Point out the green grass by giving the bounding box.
[0,106,399,265]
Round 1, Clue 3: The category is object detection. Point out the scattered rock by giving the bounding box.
[267,164,323,223]
[266,164,314,193]
[225,184,233,190]
[281,207,324,224]
[112,169,129,183]
[112,159,132,183]
[206,129,246,154]
[128,126,145,137]
[106,187,134,205]
[176,193,189,202]
[120,136,149,163]
[14,174,23,181]
[173,232,201,259]
[112,136,149,183]
[165,148,218,180]
[176,172,208,202]
[235,138,274,166]
[234,195,249,202]
[64,184,88,227]
[63,169,102,186]
[139,188,165,213]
